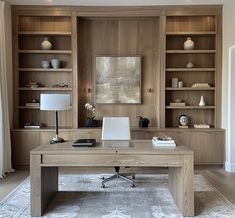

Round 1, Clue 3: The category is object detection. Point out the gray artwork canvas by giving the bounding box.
[95,56,141,104]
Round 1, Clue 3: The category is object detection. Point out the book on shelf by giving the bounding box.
[194,124,210,128]
[169,102,186,107]
[25,102,40,107]
[72,139,96,147]
[24,122,43,128]
[152,136,176,147]
[192,83,210,88]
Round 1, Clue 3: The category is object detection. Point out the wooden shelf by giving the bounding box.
[18,106,72,110]
[166,87,215,91]
[166,50,216,54]
[19,106,40,110]
[18,50,72,54]
[18,31,72,36]
[166,31,216,36]
[18,68,72,72]
[18,87,72,91]
[166,68,215,72]
[166,106,215,109]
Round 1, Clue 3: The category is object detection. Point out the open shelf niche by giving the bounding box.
[164,15,221,128]
[13,14,78,129]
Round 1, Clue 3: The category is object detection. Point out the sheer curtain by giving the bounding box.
[0,1,14,178]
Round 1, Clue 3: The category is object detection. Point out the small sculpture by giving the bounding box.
[186,62,194,68]
[184,37,195,50]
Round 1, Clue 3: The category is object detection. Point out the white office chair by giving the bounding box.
[101,117,135,188]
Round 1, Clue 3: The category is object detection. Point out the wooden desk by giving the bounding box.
[30,140,194,217]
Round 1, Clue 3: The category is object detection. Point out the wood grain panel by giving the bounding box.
[166,16,216,32]
[42,154,183,167]
[77,17,160,127]
[11,131,40,165]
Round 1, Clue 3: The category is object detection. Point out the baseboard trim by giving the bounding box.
[225,162,235,172]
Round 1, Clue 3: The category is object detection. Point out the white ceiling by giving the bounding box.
[4,0,224,6]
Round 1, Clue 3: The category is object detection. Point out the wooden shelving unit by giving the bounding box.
[11,6,223,166]
[13,12,78,129]
[164,15,221,128]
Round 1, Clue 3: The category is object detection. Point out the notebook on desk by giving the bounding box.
[72,139,96,147]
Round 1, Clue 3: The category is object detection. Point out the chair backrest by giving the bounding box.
[102,117,131,140]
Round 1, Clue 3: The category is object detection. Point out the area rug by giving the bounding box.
[0,174,235,218]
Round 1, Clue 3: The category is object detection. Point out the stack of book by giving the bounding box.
[25,102,40,107]
[152,136,176,147]
[24,122,43,129]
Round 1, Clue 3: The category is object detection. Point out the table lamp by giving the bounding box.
[40,94,70,144]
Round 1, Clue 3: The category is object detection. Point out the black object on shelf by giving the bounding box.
[85,119,98,127]
[138,116,150,128]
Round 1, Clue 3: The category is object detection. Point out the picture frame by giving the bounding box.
[95,56,142,104]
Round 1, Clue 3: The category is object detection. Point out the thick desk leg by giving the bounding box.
[30,154,58,217]
[169,155,194,217]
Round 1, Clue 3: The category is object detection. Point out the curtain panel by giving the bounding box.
[0,1,14,178]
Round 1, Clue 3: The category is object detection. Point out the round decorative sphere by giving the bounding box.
[184,37,194,50]
[41,37,52,50]
[179,114,189,126]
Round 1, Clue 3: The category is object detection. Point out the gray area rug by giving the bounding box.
[0,174,235,218]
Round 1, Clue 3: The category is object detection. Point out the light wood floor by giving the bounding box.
[0,166,234,204]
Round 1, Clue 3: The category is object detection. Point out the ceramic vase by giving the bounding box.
[41,60,50,68]
[51,59,61,69]
[199,96,206,106]
[41,37,52,50]
[171,78,178,88]
[184,37,194,50]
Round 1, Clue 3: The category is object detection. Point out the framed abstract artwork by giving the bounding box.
[95,56,142,104]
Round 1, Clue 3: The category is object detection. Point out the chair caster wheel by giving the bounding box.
[101,184,105,188]
[130,184,135,188]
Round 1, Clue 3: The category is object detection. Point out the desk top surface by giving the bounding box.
[31,140,193,155]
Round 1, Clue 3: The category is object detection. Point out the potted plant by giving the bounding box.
[138,116,150,128]
[85,103,98,127]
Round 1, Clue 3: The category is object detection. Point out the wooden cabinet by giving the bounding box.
[164,15,221,128]
[11,130,40,165]
[12,10,78,129]
[11,128,224,166]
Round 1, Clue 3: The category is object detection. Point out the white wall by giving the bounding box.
[4,0,235,171]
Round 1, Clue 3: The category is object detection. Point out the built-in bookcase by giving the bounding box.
[13,13,77,128]
[164,15,221,128]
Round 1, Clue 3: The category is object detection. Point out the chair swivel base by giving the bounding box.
[101,167,135,188]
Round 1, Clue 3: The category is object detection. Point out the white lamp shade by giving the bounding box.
[40,94,70,111]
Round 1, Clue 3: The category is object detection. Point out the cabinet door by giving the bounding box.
[11,131,40,166]
[189,131,224,164]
